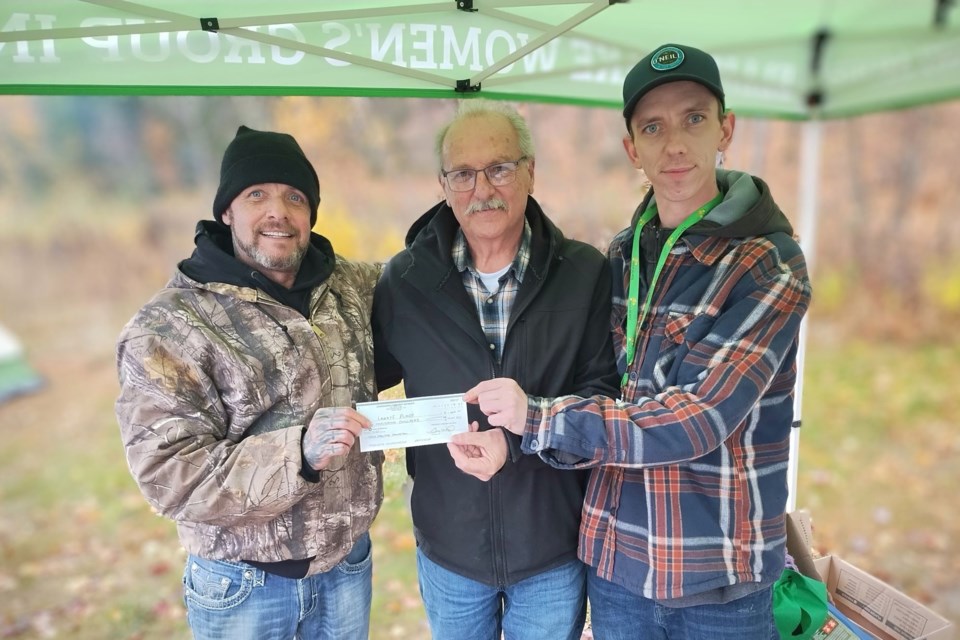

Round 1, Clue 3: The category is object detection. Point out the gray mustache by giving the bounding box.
[465,198,507,216]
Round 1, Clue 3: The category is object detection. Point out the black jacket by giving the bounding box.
[373,196,619,586]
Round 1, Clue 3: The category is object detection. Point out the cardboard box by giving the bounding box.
[813,555,953,640]
[784,511,953,640]
[786,509,822,582]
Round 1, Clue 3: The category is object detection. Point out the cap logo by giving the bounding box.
[651,46,684,72]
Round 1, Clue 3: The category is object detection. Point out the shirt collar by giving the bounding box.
[452,218,531,283]
[680,234,730,266]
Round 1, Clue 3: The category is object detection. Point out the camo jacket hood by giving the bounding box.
[116,252,383,575]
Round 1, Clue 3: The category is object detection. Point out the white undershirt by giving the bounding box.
[476,264,511,294]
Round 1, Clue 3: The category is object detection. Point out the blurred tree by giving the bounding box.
[2,93,959,323]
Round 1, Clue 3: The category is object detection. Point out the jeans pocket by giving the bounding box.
[336,532,372,576]
[183,555,256,611]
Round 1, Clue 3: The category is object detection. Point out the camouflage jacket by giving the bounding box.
[116,258,383,575]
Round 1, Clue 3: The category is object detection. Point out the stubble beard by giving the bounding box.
[233,230,308,273]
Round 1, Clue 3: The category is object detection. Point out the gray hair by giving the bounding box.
[435,99,535,169]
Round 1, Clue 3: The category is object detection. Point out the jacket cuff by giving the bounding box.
[499,428,523,464]
[299,426,321,483]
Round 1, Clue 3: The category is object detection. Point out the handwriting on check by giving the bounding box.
[357,394,468,452]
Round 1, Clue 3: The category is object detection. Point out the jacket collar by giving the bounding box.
[403,195,562,288]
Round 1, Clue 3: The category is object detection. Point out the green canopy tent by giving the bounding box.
[2,1,959,116]
[0,323,43,404]
[3,0,960,506]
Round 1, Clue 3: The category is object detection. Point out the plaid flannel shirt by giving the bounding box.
[452,220,531,362]
[521,220,811,600]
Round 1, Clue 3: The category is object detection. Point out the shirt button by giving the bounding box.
[489,343,496,350]
[629,372,637,381]
[530,439,539,448]
[486,298,494,304]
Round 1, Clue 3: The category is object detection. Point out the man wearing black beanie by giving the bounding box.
[116,125,383,639]
[213,125,321,226]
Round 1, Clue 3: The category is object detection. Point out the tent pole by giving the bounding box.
[471,1,613,84]
[787,119,821,512]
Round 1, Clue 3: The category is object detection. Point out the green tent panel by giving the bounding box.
[0,324,42,404]
[1,1,959,119]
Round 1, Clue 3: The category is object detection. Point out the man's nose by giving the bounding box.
[265,194,292,218]
[663,128,687,155]
[473,170,496,197]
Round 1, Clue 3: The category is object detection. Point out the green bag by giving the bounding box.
[773,568,829,639]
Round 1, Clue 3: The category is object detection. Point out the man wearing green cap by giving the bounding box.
[455,43,812,638]
[116,125,383,639]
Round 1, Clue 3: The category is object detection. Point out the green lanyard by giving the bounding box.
[622,193,723,388]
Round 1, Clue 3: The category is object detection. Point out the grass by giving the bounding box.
[796,336,960,609]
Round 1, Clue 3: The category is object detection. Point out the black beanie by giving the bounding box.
[212,125,321,225]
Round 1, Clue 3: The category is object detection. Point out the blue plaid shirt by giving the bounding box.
[520,172,812,601]
[452,220,531,362]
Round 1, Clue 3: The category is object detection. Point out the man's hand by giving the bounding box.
[302,407,371,471]
[463,378,528,436]
[447,421,507,481]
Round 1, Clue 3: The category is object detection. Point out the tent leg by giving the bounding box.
[787,119,821,513]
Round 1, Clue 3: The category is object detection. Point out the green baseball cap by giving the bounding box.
[622,43,725,122]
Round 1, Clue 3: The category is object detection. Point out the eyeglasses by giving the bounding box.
[440,157,528,192]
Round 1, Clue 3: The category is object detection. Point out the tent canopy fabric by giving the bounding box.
[1,1,959,119]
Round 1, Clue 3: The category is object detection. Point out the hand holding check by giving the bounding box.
[462,378,529,436]
[302,407,371,471]
[339,380,530,481]
[447,378,530,482]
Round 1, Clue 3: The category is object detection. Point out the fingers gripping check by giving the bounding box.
[463,378,529,435]
[302,407,371,471]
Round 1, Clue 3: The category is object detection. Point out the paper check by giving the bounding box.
[356,393,469,452]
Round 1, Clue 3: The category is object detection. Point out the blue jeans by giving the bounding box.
[416,547,586,640]
[587,570,778,640]
[183,532,372,640]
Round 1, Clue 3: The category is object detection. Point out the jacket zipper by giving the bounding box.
[489,354,508,589]
[489,310,529,589]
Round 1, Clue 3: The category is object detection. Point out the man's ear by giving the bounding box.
[221,208,233,226]
[622,135,642,171]
[439,175,454,207]
[718,111,736,153]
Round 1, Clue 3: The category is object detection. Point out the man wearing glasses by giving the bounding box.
[372,100,619,639]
